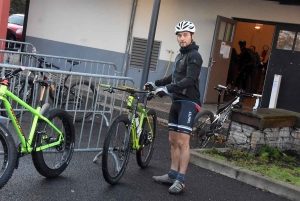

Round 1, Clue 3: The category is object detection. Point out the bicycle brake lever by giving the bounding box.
[146,92,155,100]
[104,87,115,93]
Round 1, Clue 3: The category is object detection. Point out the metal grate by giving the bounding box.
[129,37,161,71]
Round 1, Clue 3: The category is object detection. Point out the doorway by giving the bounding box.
[205,16,300,113]
[203,17,275,107]
[231,21,275,93]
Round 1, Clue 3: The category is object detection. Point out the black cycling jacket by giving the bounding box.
[155,41,203,106]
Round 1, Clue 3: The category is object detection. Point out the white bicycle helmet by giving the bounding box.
[175,21,196,35]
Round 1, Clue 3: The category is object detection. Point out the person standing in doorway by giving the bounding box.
[249,45,261,93]
[234,40,254,92]
[144,20,203,194]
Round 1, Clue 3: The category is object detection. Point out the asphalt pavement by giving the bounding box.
[0,123,291,201]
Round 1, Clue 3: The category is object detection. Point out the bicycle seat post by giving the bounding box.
[217,90,222,111]
[38,85,47,106]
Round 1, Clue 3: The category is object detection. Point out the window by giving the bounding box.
[218,21,235,42]
[8,14,24,26]
[276,30,296,50]
[130,37,161,71]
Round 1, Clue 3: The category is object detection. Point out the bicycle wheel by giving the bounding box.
[65,81,97,122]
[31,108,75,178]
[136,109,157,168]
[191,110,215,149]
[0,123,17,189]
[102,114,131,185]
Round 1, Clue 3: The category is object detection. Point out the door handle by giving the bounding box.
[209,58,216,68]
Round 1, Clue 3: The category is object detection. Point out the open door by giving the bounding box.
[203,16,237,103]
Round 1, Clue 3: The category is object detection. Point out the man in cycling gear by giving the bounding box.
[145,20,202,194]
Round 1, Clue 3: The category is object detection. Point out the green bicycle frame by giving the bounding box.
[127,95,154,150]
[0,84,64,153]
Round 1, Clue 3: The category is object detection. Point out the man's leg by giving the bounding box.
[152,131,179,184]
[235,68,245,90]
[168,131,190,194]
[152,132,190,187]
[169,130,180,171]
[152,102,179,184]
[169,131,190,174]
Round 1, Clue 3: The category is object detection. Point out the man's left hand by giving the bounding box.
[155,87,169,98]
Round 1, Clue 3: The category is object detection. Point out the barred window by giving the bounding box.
[129,37,161,71]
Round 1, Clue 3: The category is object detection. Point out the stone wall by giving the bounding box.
[226,121,300,153]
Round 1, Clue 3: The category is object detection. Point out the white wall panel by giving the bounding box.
[27,0,132,53]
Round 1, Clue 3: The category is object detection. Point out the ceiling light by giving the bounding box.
[255,24,263,29]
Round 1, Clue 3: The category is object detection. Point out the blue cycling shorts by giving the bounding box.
[168,101,201,135]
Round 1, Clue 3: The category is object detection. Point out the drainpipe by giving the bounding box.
[139,0,161,101]
[122,0,138,77]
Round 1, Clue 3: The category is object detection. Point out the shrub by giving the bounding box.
[258,145,282,160]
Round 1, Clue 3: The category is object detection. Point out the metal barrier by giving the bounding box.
[0,39,36,65]
[0,50,120,76]
[0,64,135,151]
[0,39,36,53]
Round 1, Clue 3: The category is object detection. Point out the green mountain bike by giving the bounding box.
[94,84,157,185]
[0,67,75,189]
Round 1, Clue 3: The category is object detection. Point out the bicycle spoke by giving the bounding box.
[191,110,214,149]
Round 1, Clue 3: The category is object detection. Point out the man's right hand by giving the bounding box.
[144,82,155,90]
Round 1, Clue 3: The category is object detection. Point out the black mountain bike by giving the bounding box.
[191,85,262,149]
[12,56,97,121]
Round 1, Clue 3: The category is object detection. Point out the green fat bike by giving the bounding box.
[0,67,75,189]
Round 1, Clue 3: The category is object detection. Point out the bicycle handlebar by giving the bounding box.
[100,84,155,94]
[44,62,60,69]
[217,84,262,98]
[37,57,60,69]
[217,84,227,89]
[12,67,25,76]
[26,55,60,70]
[1,67,25,80]
[100,84,110,88]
